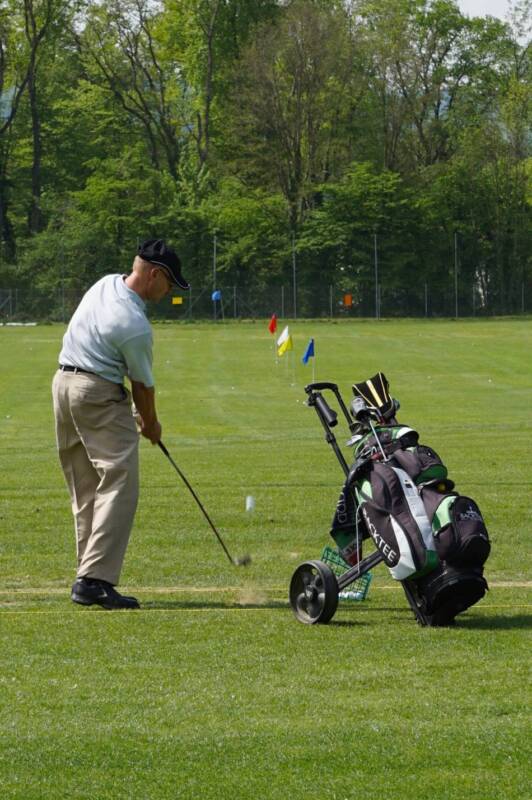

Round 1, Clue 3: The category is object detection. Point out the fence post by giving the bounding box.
[212,232,217,292]
[292,233,297,319]
[0,290,13,318]
[329,285,333,318]
[454,232,459,318]
[374,233,379,319]
[233,286,237,318]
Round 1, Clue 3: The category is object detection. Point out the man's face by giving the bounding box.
[149,267,174,302]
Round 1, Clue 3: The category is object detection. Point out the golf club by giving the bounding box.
[158,441,251,567]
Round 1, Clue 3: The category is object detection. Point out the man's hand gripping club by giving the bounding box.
[131,380,162,444]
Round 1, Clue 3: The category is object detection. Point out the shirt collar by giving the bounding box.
[118,274,146,310]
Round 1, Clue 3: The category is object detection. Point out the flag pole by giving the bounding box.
[301,337,315,382]
[269,314,279,364]
[291,349,296,387]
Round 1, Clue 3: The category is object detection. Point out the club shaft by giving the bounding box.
[367,418,388,462]
[158,441,235,565]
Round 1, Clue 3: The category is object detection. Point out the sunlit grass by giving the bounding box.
[0,319,530,799]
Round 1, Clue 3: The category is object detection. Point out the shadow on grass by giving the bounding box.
[333,607,532,630]
[143,599,411,616]
[142,598,289,611]
[338,605,412,615]
[456,613,532,630]
[136,608,532,629]
[0,597,290,614]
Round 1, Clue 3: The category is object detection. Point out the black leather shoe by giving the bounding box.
[71,577,140,610]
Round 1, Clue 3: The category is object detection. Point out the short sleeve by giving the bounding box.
[121,332,154,387]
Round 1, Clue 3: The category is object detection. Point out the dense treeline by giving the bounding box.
[0,0,530,318]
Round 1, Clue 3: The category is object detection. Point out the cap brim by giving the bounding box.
[148,259,189,290]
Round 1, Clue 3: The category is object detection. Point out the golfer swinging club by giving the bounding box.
[52,239,189,609]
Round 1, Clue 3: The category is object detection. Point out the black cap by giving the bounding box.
[138,239,189,290]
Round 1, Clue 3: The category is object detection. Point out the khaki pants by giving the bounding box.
[52,370,139,585]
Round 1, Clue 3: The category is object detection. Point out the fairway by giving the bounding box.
[1,319,531,799]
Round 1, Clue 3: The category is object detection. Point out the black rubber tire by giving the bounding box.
[289,560,339,624]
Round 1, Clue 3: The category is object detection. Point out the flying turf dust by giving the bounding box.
[237,586,268,606]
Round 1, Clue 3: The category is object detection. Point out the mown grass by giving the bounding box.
[0,318,531,799]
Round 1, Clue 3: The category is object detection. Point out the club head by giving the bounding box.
[234,554,252,567]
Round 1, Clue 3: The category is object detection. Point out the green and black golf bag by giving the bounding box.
[331,373,490,624]
[289,373,490,627]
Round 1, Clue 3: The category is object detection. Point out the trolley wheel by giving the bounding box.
[289,560,339,624]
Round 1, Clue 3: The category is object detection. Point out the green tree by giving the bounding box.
[220,0,362,230]
[0,0,31,258]
[361,0,512,170]
[1,0,529,319]
[298,162,424,315]
[199,177,289,290]
[24,0,73,233]
[16,141,179,314]
[163,0,278,171]
[75,0,189,180]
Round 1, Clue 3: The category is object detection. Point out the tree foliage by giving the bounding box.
[0,0,530,315]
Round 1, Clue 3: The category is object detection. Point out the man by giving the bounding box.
[52,239,189,609]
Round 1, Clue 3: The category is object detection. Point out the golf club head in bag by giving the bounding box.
[352,372,399,423]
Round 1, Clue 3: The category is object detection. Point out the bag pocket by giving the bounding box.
[392,444,448,485]
[428,494,490,566]
[449,496,490,567]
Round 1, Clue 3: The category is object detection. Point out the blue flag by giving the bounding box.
[302,338,315,365]
[212,290,222,301]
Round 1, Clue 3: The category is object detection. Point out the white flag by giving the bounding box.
[276,326,289,348]
[276,325,293,356]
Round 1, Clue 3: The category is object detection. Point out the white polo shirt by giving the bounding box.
[59,274,154,387]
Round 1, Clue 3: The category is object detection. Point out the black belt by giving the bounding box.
[59,364,95,375]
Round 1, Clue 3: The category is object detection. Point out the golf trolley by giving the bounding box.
[289,374,490,627]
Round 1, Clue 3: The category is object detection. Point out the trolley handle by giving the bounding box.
[305,382,339,394]
[306,382,357,433]
[313,393,338,428]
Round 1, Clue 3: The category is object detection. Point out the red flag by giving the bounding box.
[268,314,277,334]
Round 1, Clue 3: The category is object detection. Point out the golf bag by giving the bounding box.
[289,373,490,627]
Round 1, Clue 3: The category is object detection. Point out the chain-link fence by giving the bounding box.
[0,281,529,323]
